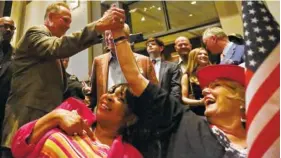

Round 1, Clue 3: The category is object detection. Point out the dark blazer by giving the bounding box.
[0,43,13,144]
[90,52,158,109]
[63,73,85,100]
[220,43,245,65]
[132,83,224,158]
[158,61,181,100]
[0,44,13,107]
[2,24,101,148]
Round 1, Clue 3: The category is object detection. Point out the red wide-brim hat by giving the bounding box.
[197,65,245,89]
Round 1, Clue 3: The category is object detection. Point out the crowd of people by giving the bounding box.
[0,2,249,158]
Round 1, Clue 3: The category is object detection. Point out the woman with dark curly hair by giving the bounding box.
[11,84,142,158]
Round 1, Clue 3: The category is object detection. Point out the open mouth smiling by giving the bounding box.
[204,98,216,106]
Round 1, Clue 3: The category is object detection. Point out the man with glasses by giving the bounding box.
[1,2,125,157]
[0,17,15,155]
[202,27,244,65]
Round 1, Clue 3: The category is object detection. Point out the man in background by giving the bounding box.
[146,37,181,100]
[202,27,244,65]
[0,17,15,151]
[90,24,158,109]
[174,36,192,74]
[61,57,86,100]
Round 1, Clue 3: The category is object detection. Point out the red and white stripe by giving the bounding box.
[246,44,280,158]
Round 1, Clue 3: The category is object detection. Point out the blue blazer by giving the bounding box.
[220,43,245,65]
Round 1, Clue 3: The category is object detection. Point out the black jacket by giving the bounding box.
[0,43,13,143]
[130,83,224,158]
[158,61,181,100]
[63,72,85,100]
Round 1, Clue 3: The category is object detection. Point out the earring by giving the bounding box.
[240,105,245,112]
[240,105,246,122]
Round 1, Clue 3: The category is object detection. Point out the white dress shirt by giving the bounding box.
[151,57,161,81]
[107,53,127,90]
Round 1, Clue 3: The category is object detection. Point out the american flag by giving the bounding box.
[242,1,280,158]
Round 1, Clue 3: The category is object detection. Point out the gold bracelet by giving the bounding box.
[115,39,128,46]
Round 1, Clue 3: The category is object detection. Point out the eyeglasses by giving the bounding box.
[0,24,16,31]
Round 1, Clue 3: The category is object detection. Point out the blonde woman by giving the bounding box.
[181,48,211,115]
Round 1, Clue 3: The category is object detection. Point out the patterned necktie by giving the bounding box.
[152,59,156,65]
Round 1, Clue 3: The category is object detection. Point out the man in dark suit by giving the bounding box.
[202,27,244,65]
[90,24,158,109]
[0,17,15,151]
[61,57,85,100]
[146,37,181,100]
[1,2,125,154]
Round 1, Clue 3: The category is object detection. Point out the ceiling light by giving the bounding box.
[158,7,161,11]
[189,14,193,17]
[141,17,146,22]
[144,7,147,12]
[191,1,196,5]
[129,8,137,13]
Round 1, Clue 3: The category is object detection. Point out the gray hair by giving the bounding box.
[44,2,70,20]
[202,27,227,40]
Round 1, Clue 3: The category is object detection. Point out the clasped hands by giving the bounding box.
[95,4,127,39]
[57,6,127,137]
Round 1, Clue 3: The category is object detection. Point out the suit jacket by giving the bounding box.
[158,61,181,100]
[220,43,245,65]
[90,52,158,109]
[2,24,102,147]
[63,73,84,100]
[0,43,13,144]
[7,24,100,112]
[0,43,13,107]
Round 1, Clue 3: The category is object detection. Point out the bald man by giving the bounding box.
[174,36,192,74]
[90,24,158,109]
[0,16,15,155]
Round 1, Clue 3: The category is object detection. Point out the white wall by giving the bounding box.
[91,1,103,58]
[23,1,90,81]
[265,1,280,24]
[215,1,243,35]
[65,1,89,81]
[24,1,51,33]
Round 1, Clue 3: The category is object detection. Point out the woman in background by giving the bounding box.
[181,48,211,115]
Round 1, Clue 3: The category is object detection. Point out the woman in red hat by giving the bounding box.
[110,25,247,158]
[181,47,211,116]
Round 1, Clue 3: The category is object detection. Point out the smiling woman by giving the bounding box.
[181,47,211,115]
[11,84,142,158]
[202,78,245,118]
[110,26,247,157]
